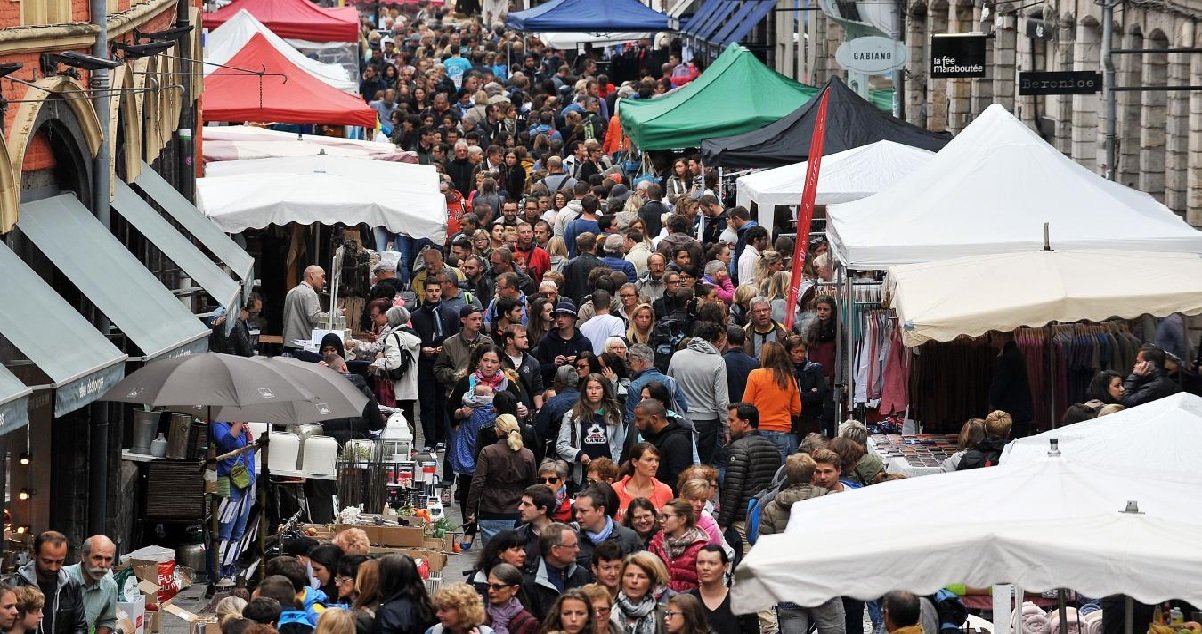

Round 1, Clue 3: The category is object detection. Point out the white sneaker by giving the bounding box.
[216,576,236,588]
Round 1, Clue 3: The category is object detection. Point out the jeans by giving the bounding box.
[843,597,865,634]
[691,417,721,465]
[217,481,255,578]
[476,519,516,546]
[761,430,799,462]
[777,598,847,634]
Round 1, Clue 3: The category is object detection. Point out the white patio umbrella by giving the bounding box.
[732,454,1202,614]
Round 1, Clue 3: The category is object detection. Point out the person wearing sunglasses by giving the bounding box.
[482,564,539,634]
[537,459,575,524]
[519,523,590,621]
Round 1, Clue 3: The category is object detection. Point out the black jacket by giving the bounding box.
[10,564,87,634]
[373,594,435,634]
[641,420,694,494]
[536,387,579,457]
[521,558,592,621]
[563,254,605,305]
[989,343,1035,424]
[718,430,783,526]
[794,360,830,434]
[1121,368,1181,408]
[572,521,644,570]
[638,201,668,238]
[411,301,456,349]
[534,328,593,385]
[724,348,759,405]
[958,436,1008,470]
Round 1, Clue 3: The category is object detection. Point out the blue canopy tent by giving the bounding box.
[683,0,776,45]
[506,0,672,32]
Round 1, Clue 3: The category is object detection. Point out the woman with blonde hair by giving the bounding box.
[10,586,44,634]
[626,304,655,345]
[611,553,669,633]
[428,583,491,634]
[467,414,537,544]
[473,229,494,260]
[728,285,758,327]
[333,527,371,556]
[546,236,569,274]
[315,608,355,634]
[754,250,784,288]
[215,596,249,626]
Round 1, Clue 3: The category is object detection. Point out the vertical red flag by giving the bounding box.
[784,87,831,331]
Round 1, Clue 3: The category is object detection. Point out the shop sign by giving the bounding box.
[836,36,909,74]
[1018,71,1103,95]
[930,33,988,78]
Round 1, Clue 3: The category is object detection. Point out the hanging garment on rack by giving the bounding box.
[879,322,909,415]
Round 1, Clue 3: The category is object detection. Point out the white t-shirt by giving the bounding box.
[579,314,625,355]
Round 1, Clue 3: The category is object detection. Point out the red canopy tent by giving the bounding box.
[203,0,359,42]
[204,34,377,128]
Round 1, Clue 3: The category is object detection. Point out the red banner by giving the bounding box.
[783,87,831,331]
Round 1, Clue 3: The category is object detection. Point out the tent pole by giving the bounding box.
[1057,589,1069,634]
[1124,596,1134,634]
[843,265,854,420]
[1046,324,1055,428]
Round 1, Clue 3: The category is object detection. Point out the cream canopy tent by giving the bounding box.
[734,141,935,229]
[197,156,446,241]
[825,105,1202,270]
[885,250,1202,347]
[202,125,415,162]
[1001,392,1202,474]
[732,455,1202,614]
[203,10,357,93]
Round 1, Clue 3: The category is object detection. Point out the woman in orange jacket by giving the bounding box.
[742,341,802,462]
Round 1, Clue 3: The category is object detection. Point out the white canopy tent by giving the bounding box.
[204,10,358,93]
[886,250,1202,347]
[825,104,1202,270]
[1001,392,1202,474]
[732,455,1202,614]
[537,32,650,48]
[202,125,415,162]
[197,156,446,241]
[735,141,935,230]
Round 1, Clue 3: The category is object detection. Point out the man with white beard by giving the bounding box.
[64,536,118,634]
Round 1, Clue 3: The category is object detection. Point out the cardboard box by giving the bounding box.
[365,547,447,573]
[377,525,425,547]
[117,595,145,634]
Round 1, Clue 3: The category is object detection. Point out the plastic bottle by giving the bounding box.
[1170,607,1184,626]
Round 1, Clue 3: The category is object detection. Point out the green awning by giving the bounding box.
[619,44,820,151]
[18,195,209,361]
[0,244,127,416]
[134,162,255,300]
[0,365,31,435]
[112,180,241,313]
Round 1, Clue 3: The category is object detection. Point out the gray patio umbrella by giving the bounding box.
[198,356,369,426]
[101,352,309,411]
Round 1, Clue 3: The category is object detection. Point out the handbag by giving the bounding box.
[229,462,251,490]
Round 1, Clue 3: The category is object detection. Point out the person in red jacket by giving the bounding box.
[648,499,709,592]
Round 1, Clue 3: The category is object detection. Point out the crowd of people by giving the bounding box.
[223,2,1202,634]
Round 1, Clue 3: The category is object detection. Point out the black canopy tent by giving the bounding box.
[700,76,953,169]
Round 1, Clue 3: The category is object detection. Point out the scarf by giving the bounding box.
[486,598,524,634]
[472,369,508,392]
[665,526,706,560]
[613,592,657,634]
[585,516,615,545]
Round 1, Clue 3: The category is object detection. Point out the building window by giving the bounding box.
[21,0,72,26]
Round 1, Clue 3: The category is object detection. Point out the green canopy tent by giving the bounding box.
[619,44,820,151]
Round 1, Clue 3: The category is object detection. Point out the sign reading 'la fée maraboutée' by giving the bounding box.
[930,33,988,78]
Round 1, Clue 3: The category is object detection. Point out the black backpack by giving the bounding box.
[384,328,418,381]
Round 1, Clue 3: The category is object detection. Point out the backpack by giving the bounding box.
[744,463,788,546]
[384,328,418,382]
[929,588,969,634]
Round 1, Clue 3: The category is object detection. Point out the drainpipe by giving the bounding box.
[175,0,196,201]
[89,0,112,537]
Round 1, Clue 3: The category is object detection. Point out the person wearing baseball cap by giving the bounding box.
[533,300,594,385]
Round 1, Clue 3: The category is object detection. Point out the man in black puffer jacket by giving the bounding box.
[1121,345,1181,408]
[719,403,783,537]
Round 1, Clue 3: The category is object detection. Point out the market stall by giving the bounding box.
[1001,392,1202,472]
[204,10,357,93]
[734,140,935,229]
[196,155,446,241]
[203,34,377,129]
[702,76,951,169]
[202,0,360,80]
[618,44,819,150]
[506,0,671,33]
[202,126,415,163]
[867,433,959,477]
[733,454,1202,614]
